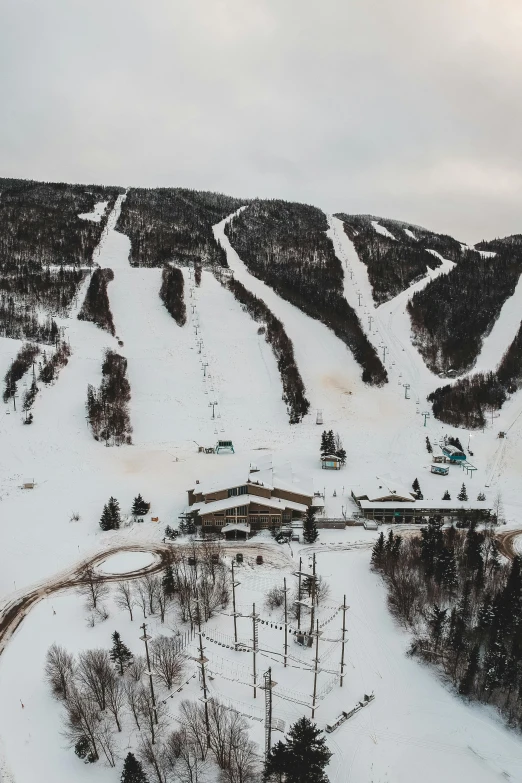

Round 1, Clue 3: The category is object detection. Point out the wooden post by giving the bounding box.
[252,603,258,698]
[231,561,238,650]
[284,577,288,668]
[297,557,302,631]
[311,620,320,719]
[340,594,347,687]
[309,554,316,638]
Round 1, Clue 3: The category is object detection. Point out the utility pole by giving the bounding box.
[251,603,259,698]
[340,595,347,687]
[297,557,303,631]
[283,577,288,668]
[195,601,211,749]
[311,620,321,719]
[139,623,158,735]
[231,561,239,650]
[263,668,275,760]
[309,553,317,639]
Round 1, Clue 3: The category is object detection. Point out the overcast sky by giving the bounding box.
[2,0,521,242]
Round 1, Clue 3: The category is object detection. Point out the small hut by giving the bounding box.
[321,454,342,470]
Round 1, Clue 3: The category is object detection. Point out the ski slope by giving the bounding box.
[2,203,522,783]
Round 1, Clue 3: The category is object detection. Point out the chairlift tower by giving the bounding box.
[403,384,410,400]
[421,411,431,427]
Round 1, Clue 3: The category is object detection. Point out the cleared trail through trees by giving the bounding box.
[214,211,384,426]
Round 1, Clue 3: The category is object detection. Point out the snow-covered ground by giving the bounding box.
[2,203,522,782]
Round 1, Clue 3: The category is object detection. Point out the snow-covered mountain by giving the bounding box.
[2,178,522,783]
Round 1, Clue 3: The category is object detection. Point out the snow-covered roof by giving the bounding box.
[192,461,313,499]
[222,523,251,533]
[359,500,490,511]
[353,476,416,503]
[190,494,307,515]
[442,444,465,456]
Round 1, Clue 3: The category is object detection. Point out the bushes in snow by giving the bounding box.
[3,343,40,402]
[225,200,387,386]
[225,277,310,423]
[0,296,59,343]
[115,187,246,268]
[371,526,522,729]
[159,265,186,326]
[77,267,116,335]
[39,340,71,384]
[86,350,132,445]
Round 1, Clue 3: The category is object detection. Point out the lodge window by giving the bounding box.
[258,516,269,525]
[228,486,248,497]
[236,505,248,516]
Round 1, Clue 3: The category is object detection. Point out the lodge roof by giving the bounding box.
[190,493,308,516]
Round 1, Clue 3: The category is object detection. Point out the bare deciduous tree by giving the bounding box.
[127,654,147,682]
[76,649,112,711]
[138,735,169,783]
[62,686,100,762]
[77,565,109,611]
[45,644,75,701]
[115,580,136,621]
[151,636,184,690]
[105,669,126,732]
[124,678,142,730]
[179,700,209,761]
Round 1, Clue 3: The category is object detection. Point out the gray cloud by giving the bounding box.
[1,0,521,242]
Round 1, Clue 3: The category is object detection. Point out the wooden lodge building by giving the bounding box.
[187,462,320,536]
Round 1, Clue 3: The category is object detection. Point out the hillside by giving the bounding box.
[2,179,522,783]
[334,213,462,304]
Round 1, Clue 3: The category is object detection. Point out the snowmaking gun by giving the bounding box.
[325,693,375,733]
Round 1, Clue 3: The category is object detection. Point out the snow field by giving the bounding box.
[3,202,522,781]
[2,538,522,783]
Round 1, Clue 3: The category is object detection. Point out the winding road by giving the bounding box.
[0,540,291,658]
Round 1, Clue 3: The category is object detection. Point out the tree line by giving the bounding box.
[115,187,247,268]
[225,200,387,386]
[86,350,132,445]
[408,238,522,376]
[371,522,522,729]
[77,267,116,335]
[428,313,522,428]
[0,177,121,340]
[225,276,310,423]
[336,213,449,304]
[159,266,187,326]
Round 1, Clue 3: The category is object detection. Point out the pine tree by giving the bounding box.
[412,478,423,499]
[132,494,150,517]
[371,532,385,570]
[303,506,318,544]
[442,490,451,500]
[100,503,113,531]
[458,483,468,501]
[162,564,176,598]
[459,643,480,696]
[283,717,332,783]
[320,431,329,458]
[179,512,197,535]
[110,631,133,675]
[108,497,121,529]
[121,752,149,782]
[477,492,486,501]
[264,740,288,782]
